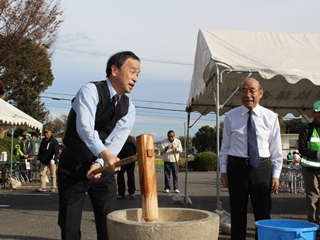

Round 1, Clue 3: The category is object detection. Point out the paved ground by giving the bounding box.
[0,171,309,240]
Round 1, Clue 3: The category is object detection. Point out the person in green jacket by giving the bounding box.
[16,131,34,182]
[299,100,320,237]
[286,150,293,163]
[16,131,34,160]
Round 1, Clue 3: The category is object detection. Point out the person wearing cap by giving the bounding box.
[16,131,34,160]
[292,151,301,165]
[299,100,320,236]
[286,150,293,163]
[36,128,59,192]
[16,131,34,182]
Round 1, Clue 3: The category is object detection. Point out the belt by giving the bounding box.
[228,156,269,165]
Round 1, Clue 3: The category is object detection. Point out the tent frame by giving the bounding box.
[0,99,43,187]
[9,123,16,176]
[186,63,258,211]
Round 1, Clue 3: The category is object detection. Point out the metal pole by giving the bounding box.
[10,123,14,176]
[215,66,221,211]
[185,113,190,196]
[184,122,187,173]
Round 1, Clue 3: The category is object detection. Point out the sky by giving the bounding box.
[42,0,320,141]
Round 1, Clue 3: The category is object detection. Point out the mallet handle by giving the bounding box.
[91,154,137,175]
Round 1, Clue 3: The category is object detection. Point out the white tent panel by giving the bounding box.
[187,29,320,118]
[0,98,43,131]
[186,29,320,211]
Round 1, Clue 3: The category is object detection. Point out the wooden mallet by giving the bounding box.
[92,134,159,222]
[91,154,138,175]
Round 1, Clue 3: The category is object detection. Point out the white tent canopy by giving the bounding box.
[0,98,43,177]
[0,98,43,131]
[185,29,320,211]
[186,29,320,118]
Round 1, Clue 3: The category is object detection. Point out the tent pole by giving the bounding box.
[10,123,14,176]
[185,112,191,196]
[215,66,221,211]
[215,69,258,211]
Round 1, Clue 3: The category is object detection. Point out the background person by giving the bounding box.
[16,131,34,182]
[219,77,283,240]
[161,130,183,193]
[116,135,137,199]
[292,151,301,165]
[16,131,34,161]
[299,100,320,237]
[57,51,140,240]
[36,128,59,192]
[286,150,293,164]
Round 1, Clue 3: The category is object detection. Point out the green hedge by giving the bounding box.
[193,151,217,171]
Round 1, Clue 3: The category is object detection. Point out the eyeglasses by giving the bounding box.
[240,88,261,95]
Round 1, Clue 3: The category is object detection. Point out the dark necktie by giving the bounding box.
[247,110,260,168]
[110,94,118,117]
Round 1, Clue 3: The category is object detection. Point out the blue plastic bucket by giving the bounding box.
[254,219,319,240]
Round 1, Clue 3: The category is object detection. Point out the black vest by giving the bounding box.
[62,81,129,164]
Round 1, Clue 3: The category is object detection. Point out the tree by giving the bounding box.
[0,0,63,119]
[0,0,63,66]
[52,114,68,136]
[178,135,193,151]
[1,38,54,121]
[284,118,304,134]
[279,117,286,134]
[44,114,68,136]
[192,125,217,153]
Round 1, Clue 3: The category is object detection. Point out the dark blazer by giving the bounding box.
[38,136,59,164]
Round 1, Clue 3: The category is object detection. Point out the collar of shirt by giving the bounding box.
[106,79,122,102]
[240,104,262,118]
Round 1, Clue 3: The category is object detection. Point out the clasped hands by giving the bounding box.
[166,145,177,151]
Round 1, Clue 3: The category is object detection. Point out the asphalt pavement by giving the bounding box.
[0,171,308,240]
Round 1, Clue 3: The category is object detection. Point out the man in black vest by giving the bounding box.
[58,51,140,240]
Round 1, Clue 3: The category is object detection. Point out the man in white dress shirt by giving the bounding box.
[219,77,283,240]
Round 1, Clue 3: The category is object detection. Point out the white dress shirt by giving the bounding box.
[161,138,183,162]
[71,79,135,166]
[219,104,283,178]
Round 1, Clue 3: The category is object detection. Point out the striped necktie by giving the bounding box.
[110,94,118,117]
